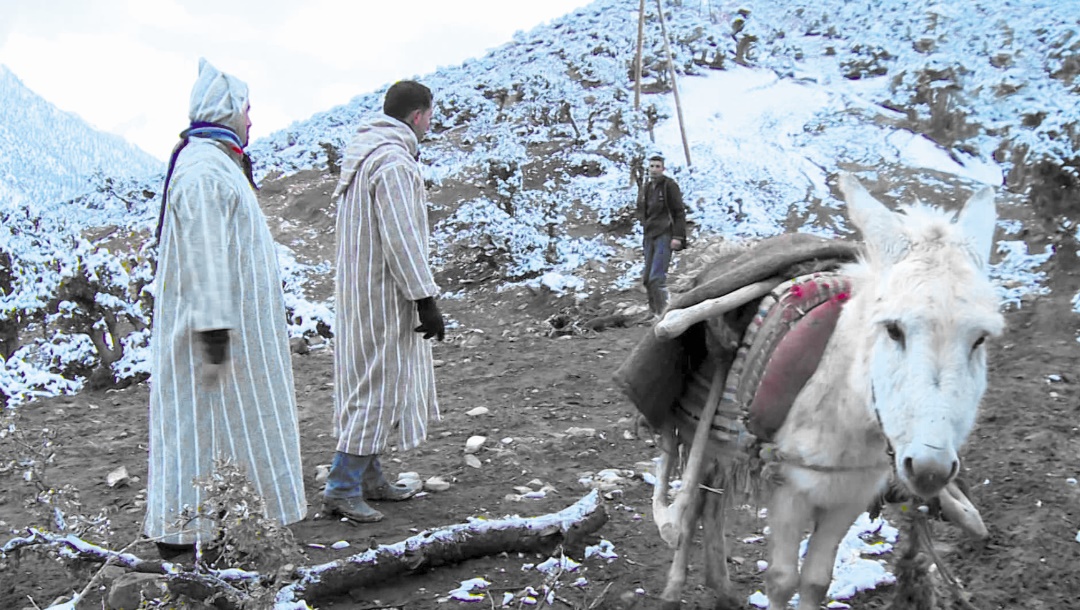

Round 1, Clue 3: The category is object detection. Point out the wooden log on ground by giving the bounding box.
[278,491,608,604]
[582,312,636,331]
[5,493,608,608]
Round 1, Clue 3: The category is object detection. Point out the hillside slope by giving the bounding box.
[3,0,1076,405]
[0,66,162,206]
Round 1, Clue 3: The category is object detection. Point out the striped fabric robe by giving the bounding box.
[333,115,440,456]
[146,138,306,545]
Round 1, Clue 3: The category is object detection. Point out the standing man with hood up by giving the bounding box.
[324,80,444,522]
[145,59,306,558]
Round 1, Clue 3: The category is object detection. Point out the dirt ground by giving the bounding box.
[2,259,1079,609]
[2,165,1079,608]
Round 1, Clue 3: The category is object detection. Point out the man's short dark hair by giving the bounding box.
[648,154,665,164]
[383,81,433,122]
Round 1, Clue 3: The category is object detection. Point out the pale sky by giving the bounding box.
[0,0,593,161]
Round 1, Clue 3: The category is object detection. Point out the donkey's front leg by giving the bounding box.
[795,502,864,609]
[701,471,742,609]
[701,483,730,592]
[765,485,810,610]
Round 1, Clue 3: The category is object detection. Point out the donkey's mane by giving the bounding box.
[896,202,986,262]
[844,202,990,288]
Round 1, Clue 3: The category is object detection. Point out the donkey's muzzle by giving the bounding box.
[900,449,960,498]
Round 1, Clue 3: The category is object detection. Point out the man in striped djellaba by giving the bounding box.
[324,80,445,522]
[145,59,307,558]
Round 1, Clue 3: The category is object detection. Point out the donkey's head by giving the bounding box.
[839,175,1004,498]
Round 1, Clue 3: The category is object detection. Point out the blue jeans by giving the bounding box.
[324,452,381,499]
[643,234,672,313]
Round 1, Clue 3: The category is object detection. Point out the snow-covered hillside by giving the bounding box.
[0,66,162,206]
[3,0,1076,404]
[252,0,1080,185]
[250,0,1068,298]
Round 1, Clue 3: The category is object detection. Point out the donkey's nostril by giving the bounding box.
[902,452,959,496]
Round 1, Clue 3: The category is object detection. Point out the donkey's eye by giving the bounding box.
[972,335,986,352]
[885,321,905,347]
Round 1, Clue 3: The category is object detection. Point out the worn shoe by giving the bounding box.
[322,495,384,522]
[156,542,195,561]
[364,479,422,502]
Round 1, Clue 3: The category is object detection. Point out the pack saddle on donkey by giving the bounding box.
[615,175,1003,609]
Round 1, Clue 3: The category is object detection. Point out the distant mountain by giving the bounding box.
[0,65,162,208]
[252,0,1078,192]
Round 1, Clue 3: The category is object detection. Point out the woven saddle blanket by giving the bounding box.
[615,234,860,432]
[730,272,851,441]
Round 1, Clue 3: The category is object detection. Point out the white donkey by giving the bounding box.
[652,175,1003,609]
[762,176,1003,608]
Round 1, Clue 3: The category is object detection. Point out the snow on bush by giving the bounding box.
[3,336,92,405]
[991,241,1054,309]
[7,0,1075,403]
[0,171,340,402]
[276,245,334,338]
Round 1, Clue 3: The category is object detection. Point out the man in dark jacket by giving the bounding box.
[636,154,687,316]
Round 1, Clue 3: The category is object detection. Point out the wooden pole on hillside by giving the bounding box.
[634,0,646,110]
[655,0,692,167]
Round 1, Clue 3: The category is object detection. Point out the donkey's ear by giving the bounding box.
[956,186,996,269]
[838,174,906,261]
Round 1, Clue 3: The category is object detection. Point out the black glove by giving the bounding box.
[414,297,445,341]
[200,329,230,364]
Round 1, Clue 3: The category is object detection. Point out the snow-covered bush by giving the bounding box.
[277,245,334,339]
[46,238,154,388]
[3,335,95,404]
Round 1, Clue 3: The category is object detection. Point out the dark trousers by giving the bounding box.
[642,233,672,314]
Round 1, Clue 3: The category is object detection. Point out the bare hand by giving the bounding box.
[671,238,684,251]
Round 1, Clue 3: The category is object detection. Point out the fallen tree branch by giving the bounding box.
[3,528,173,575]
[4,528,263,609]
[3,528,260,579]
[64,534,157,609]
[5,492,608,608]
[277,490,607,604]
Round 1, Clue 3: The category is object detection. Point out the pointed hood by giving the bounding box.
[188,58,249,141]
[333,114,419,200]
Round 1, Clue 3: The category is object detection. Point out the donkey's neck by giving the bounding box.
[775,299,890,468]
